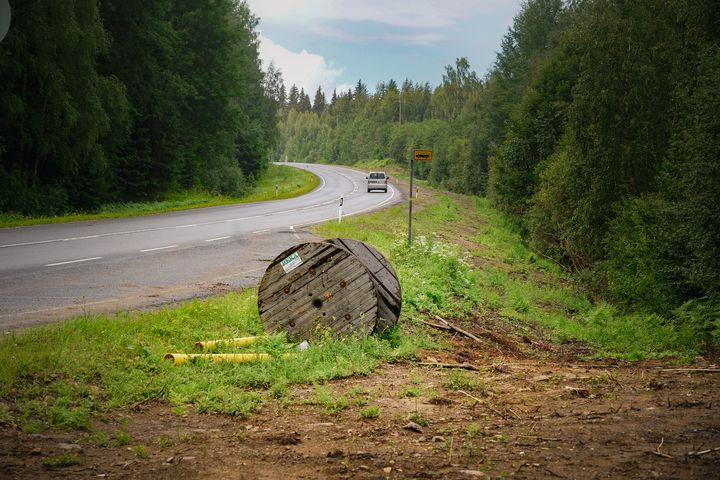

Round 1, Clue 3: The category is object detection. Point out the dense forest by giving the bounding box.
[275,0,720,323]
[0,0,279,215]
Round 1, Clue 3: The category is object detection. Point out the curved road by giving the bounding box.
[0,163,402,330]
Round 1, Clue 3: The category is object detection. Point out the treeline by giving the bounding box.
[275,0,720,321]
[0,0,279,215]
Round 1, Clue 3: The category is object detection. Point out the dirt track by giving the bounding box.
[2,319,718,479]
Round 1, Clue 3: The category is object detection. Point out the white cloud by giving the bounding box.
[247,0,511,29]
[309,25,445,46]
[257,34,343,96]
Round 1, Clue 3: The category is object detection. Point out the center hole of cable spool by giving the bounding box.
[313,299,323,309]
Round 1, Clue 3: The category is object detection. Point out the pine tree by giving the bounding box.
[312,86,326,114]
[287,85,299,111]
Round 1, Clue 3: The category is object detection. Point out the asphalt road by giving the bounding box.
[0,163,402,330]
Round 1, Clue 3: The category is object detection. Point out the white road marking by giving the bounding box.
[45,257,102,267]
[252,229,270,234]
[204,236,231,242]
[289,225,301,240]
[338,172,359,194]
[140,245,177,253]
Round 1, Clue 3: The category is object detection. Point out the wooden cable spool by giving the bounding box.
[326,238,401,333]
[257,240,402,340]
[258,241,378,340]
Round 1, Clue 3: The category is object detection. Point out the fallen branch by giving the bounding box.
[508,407,523,420]
[649,450,673,459]
[418,362,480,371]
[458,390,508,419]
[649,437,673,458]
[430,314,485,344]
[418,319,452,331]
[434,314,507,353]
[687,446,720,457]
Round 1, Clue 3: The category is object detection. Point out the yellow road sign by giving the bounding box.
[413,149,433,161]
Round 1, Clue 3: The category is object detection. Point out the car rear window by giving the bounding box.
[369,172,385,179]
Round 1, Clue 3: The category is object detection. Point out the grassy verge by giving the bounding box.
[0,179,708,433]
[0,164,319,228]
[314,192,707,360]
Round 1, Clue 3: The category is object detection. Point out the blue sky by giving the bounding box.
[245,0,522,96]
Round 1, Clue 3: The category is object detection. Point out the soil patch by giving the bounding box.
[2,325,718,479]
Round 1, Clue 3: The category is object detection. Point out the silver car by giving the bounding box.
[366,171,388,193]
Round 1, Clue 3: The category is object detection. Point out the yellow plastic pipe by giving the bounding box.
[163,352,291,365]
[194,336,264,351]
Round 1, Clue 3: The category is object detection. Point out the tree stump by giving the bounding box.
[327,238,401,333]
[258,242,378,340]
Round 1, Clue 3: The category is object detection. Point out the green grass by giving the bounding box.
[359,405,380,419]
[0,290,436,432]
[313,192,707,359]
[0,164,319,228]
[42,453,80,468]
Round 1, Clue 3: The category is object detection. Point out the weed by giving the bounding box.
[88,430,110,447]
[156,435,175,448]
[408,411,428,427]
[113,429,131,447]
[443,370,478,391]
[133,444,148,459]
[42,453,80,468]
[360,406,380,419]
[400,386,422,398]
[304,386,348,415]
[466,422,482,437]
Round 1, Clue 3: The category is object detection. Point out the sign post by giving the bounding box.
[408,149,432,247]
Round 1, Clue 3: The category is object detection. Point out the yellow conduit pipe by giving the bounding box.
[163,352,291,366]
[194,336,265,351]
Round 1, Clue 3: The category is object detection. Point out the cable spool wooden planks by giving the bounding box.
[258,241,378,340]
[257,240,402,340]
[327,238,401,333]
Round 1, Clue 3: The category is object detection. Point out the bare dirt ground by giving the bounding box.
[2,319,718,479]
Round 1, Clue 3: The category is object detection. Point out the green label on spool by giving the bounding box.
[280,251,303,273]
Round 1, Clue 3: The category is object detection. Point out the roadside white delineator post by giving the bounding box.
[275,184,279,197]
[338,196,344,223]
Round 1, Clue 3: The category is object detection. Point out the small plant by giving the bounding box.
[133,444,148,459]
[443,370,478,391]
[304,386,348,415]
[88,430,110,447]
[400,386,421,398]
[269,381,288,399]
[113,429,131,447]
[156,434,176,448]
[465,422,482,437]
[347,386,369,406]
[360,406,380,419]
[43,453,80,468]
[408,411,428,427]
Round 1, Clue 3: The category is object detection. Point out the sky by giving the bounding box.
[245,0,523,97]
